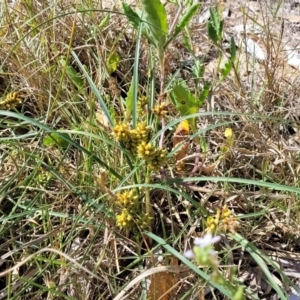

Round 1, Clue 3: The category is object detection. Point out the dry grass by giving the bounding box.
[0,0,300,299]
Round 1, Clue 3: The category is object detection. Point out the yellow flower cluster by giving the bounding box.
[37,170,52,184]
[115,189,152,230]
[220,127,235,153]
[138,95,149,114]
[115,190,138,230]
[116,189,138,209]
[206,205,239,233]
[112,121,151,153]
[116,208,133,230]
[112,123,131,143]
[152,102,168,117]
[137,141,167,170]
[0,92,23,110]
[130,121,151,150]
[136,213,152,230]
[112,121,168,170]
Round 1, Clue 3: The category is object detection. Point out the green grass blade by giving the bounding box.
[0,110,122,179]
[132,11,144,128]
[168,176,300,194]
[231,233,288,299]
[144,231,234,298]
[71,50,114,126]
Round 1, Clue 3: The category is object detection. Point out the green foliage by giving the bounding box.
[233,287,246,300]
[141,0,168,61]
[125,78,134,121]
[59,58,85,91]
[229,36,236,62]
[232,233,289,299]
[122,2,154,45]
[2,2,299,299]
[170,83,207,136]
[192,58,205,87]
[199,82,211,103]
[122,2,141,28]
[221,61,232,80]
[207,7,223,45]
[221,37,236,81]
[171,3,201,42]
[99,13,109,28]
[170,84,201,117]
[71,51,114,126]
[107,52,120,74]
[182,33,194,53]
[43,132,71,149]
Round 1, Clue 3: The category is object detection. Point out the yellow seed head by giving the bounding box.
[0,92,23,110]
[138,96,149,108]
[221,205,231,219]
[137,213,152,230]
[112,123,131,142]
[116,208,134,230]
[137,142,156,160]
[152,102,168,117]
[116,190,138,209]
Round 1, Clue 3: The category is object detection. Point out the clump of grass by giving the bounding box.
[1,0,300,299]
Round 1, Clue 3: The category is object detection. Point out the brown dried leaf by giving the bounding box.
[148,271,177,300]
[172,120,190,171]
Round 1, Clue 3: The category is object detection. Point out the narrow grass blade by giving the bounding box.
[231,233,288,299]
[168,176,300,195]
[0,110,122,179]
[144,231,233,298]
[132,12,144,127]
[71,50,114,126]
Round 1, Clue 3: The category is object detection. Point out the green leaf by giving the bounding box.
[221,61,232,81]
[182,33,193,53]
[43,132,71,149]
[99,14,109,29]
[170,83,205,135]
[229,36,236,62]
[231,233,288,299]
[170,84,200,117]
[122,2,141,28]
[192,58,205,86]
[172,3,201,39]
[107,52,120,74]
[199,82,210,103]
[210,8,221,33]
[207,8,222,44]
[60,58,84,91]
[207,22,218,44]
[71,51,114,127]
[233,286,246,300]
[200,136,207,153]
[66,66,84,91]
[141,0,168,59]
[122,3,155,44]
[125,78,134,121]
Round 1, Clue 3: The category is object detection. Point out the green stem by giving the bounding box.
[145,168,152,218]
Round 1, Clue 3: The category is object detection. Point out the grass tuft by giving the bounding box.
[1,0,300,299]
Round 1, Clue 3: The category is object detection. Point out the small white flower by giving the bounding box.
[184,234,221,260]
[184,249,195,259]
[193,233,221,248]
